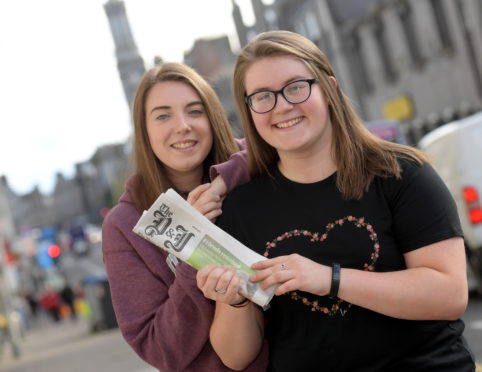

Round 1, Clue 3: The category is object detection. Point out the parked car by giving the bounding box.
[418,111,482,294]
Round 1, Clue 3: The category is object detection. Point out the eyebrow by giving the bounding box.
[149,101,203,114]
[248,75,308,94]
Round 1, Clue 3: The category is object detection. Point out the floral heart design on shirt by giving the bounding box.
[263,216,380,316]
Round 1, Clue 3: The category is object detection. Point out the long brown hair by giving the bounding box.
[131,62,238,211]
[233,30,428,200]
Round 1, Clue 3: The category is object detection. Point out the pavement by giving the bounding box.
[0,315,156,372]
[1,312,480,371]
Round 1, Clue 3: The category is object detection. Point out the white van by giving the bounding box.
[418,111,482,294]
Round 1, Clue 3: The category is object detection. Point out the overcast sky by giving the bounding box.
[0,0,256,195]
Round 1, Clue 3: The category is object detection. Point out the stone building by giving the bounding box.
[0,141,129,234]
[9,0,482,236]
[82,142,131,222]
[11,186,57,231]
[184,36,243,137]
[0,177,18,239]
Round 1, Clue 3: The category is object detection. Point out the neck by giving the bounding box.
[168,167,204,195]
[277,147,336,183]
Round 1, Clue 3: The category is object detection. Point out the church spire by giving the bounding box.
[104,0,145,111]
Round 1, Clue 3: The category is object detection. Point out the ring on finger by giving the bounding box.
[213,288,226,294]
[280,263,288,271]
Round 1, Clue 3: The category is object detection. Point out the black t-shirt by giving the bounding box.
[217,159,474,372]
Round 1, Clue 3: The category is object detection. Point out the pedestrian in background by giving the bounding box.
[24,291,39,325]
[196,30,475,371]
[39,285,61,323]
[59,283,77,321]
[102,62,267,371]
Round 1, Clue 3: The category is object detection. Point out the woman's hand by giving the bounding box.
[250,254,332,296]
[187,176,227,222]
[196,265,246,305]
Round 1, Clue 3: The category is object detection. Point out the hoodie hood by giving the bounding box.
[118,175,137,205]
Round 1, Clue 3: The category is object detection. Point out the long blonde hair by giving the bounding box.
[131,62,238,211]
[233,30,428,200]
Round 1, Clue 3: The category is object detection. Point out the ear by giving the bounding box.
[325,76,338,108]
[328,76,338,89]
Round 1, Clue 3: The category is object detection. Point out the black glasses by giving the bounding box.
[244,78,319,114]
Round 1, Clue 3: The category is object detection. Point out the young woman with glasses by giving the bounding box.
[102,62,267,371]
[195,31,475,371]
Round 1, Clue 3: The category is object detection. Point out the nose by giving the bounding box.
[174,115,191,133]
[273,92,294,113]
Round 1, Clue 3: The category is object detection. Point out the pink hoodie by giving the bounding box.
[102,141,268,371]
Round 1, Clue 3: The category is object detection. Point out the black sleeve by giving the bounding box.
[383,159,463,253]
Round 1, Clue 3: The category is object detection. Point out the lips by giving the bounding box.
[171,140,196,149]
[274,116,303,129]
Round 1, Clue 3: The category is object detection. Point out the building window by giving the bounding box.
[429,0,453,50]
[344,32,373,93]
[373,17,398,82]
[397,1,424,67]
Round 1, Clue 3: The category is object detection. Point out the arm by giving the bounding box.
[187,176,226,221]
[210,302,264,371]
[251,236,467,320]
[102,205,217,371]
[339,236,467,319]
[209,139,250,193]
[190,139,249,220]
[196,265,265,370]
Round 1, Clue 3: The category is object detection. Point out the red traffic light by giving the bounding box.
[47,244,62,258]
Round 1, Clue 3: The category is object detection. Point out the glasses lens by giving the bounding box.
[283,80,311,104]
[250,91,275,113]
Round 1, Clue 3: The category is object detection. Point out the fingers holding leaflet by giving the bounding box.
[250,256,290,282]
[196,264,217,293]
[196,265,245,304]
[188,183,223,221]
[197,265,228,299]
[250,254,332,297]
[248,257,291,295]
[187,183,211,204]
[212,268,235,295]
[198,201,223,220]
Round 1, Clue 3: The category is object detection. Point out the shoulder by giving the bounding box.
[218,173,271,227]
[378,156,462,251]
[102,200,142,253]
[380,156,434,194]
[398,156,431,179]
[226,172,271,201]
[103,200,140,231]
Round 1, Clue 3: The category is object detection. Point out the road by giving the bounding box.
[0,316,155,372]
[1,295,481,371]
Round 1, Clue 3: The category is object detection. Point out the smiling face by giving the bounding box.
[244,55,333,161]
[145,81,213,184]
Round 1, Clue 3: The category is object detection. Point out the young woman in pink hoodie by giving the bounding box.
[102,62,267,372]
